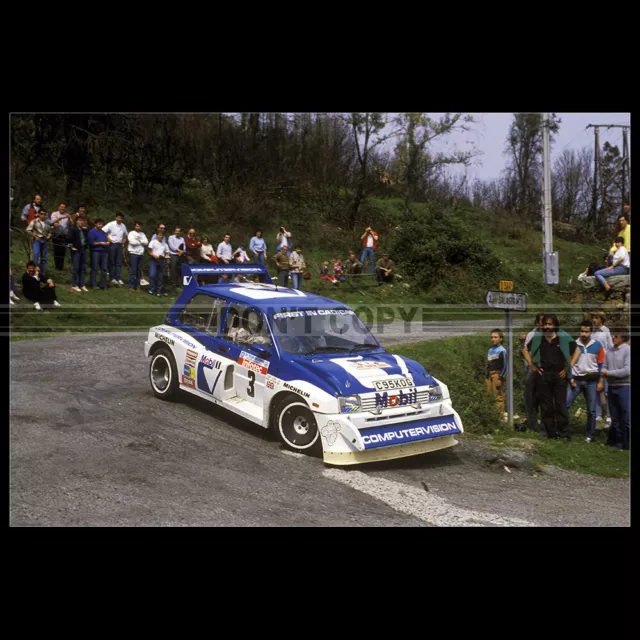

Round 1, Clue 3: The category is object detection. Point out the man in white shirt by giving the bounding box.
[217,233,233,264]
[148,229,170,296]
[289,245,306,290]
[595,237,630,297]
[50,202,73,271]
[103,212,129,285]
[127,221,149,291]
[167,226,186,289]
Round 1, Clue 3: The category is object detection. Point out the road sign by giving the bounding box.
[499,280,514,292]
[485,290,528,312]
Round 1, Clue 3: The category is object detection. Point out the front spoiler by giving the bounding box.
[322,435,458,465]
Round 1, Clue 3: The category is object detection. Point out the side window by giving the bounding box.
[179,294,225,337]
[223,303,272,348]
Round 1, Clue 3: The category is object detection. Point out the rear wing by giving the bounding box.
[181,263,273,287]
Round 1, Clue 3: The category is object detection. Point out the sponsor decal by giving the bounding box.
[321,420,342,447]
[273,309,355,319]
[201,355,221,369]
[154,332,175,347]
[282,382,311,399]
[375,389,418,408]
[187,349,198,359]
[154,326,197,349]
[373,376,414,391]
[238,351,269,375]
[181,375,195,388]
[361,416,461,449]
[351,361,392,370]
[183,275,193,286]
[266,380,275,390]
[183,364,195,378]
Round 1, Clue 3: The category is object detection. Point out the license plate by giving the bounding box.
[373,376,414,391]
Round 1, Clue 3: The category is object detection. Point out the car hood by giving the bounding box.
[288,351,436,396]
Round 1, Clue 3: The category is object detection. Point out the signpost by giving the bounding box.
[486,288,528,429]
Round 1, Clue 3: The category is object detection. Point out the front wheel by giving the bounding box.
[274,396,322,455]
[149,347,179,400]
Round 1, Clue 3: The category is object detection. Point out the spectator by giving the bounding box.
[72,204,92,228]
[519,312,545,433]
[590,311,614,427]
[21,260,61,310]
[360,225,379,274]
[216,233,233,264]
[250,229,268,265]
[88,218,110,290]
[127,221,148,292]
[233,243,250,264]
[523,314,578,440]
[566,320,605,443]
[145,224,168,287]
[595,237,629,297]
[272,245,290,287]
[600,327,630,450]
[103,212,128,286]
[21,194,42,227]
[289,245,306,290]
[200,236,218,263]
[217,274,231,284]
[184,228,202,265]
[50,202,72,271]
[26,209,52,278]
[320,261,339,285]
[167,226,186,289]
[148,229,169,296]
[609,213,630,258]
[10,269,19,305]
[346,252,363,275]
[69,216,90,292]
[333,257,346,282]
[485,329,507,414]
[276,225,292,252]
[376,252,394,285]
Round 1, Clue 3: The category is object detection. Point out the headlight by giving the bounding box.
[339,395,361,413]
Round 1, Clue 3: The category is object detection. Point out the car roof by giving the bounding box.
[190,282,348,312]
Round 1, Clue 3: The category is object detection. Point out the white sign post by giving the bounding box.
[486,290,528,429]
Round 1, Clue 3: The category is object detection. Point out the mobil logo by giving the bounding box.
[375,389,417,408]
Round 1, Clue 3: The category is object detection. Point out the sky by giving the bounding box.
[428,112,631,182]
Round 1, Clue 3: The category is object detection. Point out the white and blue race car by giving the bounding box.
[144,264,463,465]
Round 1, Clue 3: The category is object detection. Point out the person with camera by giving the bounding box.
[360,225,379,274]
[276,225,292,252]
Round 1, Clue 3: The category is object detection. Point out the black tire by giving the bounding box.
[273,394,322,455]
[149,346,179,400]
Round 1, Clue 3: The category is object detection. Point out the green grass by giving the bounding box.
[390,336,629,479]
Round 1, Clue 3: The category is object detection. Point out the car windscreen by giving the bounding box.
[271,309,380,355]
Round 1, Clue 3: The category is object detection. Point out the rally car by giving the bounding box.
[144,263,464,465]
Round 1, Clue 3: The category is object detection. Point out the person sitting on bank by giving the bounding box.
[594,237,630,297]
[346,252,363,275]
[376,252,394,285]
[21,260,61,310]
[608,212,630,262]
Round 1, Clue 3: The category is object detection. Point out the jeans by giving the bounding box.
[129,254,143,289]
[607,386,630,449]
[32,239,49,277]
[109,243,124,281]
[52,235,67,270]
[595,377,609,419]
[376,268,393,284]
[255,252,265,265]
[72,250,87,287]
[361,247,375,274]
[594,265,628,285]
[566,377,598,438]
[291,272,302,289]
[149,258,165,294]
[536,371,570,438]
[169,254,182,287]
[524,367,540,432]
[91,251,108,288]
[277,270,289,287]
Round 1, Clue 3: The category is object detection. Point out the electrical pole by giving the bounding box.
[541,113,557,284]
[622,127,630,210]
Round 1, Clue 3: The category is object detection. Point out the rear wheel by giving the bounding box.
[274,395,322,455]
[149,347,179,400]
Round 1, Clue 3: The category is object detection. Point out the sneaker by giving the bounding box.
[118,280,125,285]
[585,437,592,443]
[81,286,89,292]
[72,286,81,292]
[157,293,161,297]
[140,279,149,286]
[53,300,61,307]
[9,298,15,305]
[9,291,19,301]
[605,417,611,429]
[148,290,154,295]
[111,279,118,286]
[163,292,168,297]
[34,302,42,311]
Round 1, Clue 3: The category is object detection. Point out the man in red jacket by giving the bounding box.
[360,225,379,274]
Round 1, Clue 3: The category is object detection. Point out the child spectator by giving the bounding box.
[21,260,61,310]
[320,261,339,285]
[333,257,346,282]
[485,329,506,414]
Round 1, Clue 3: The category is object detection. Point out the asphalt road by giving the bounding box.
[10,322,630,527]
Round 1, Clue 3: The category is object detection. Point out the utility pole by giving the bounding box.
[622,127,631,210]
[541,113,557,284]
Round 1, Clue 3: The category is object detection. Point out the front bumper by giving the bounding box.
[315,401,463,466]
[144,341,152,358]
